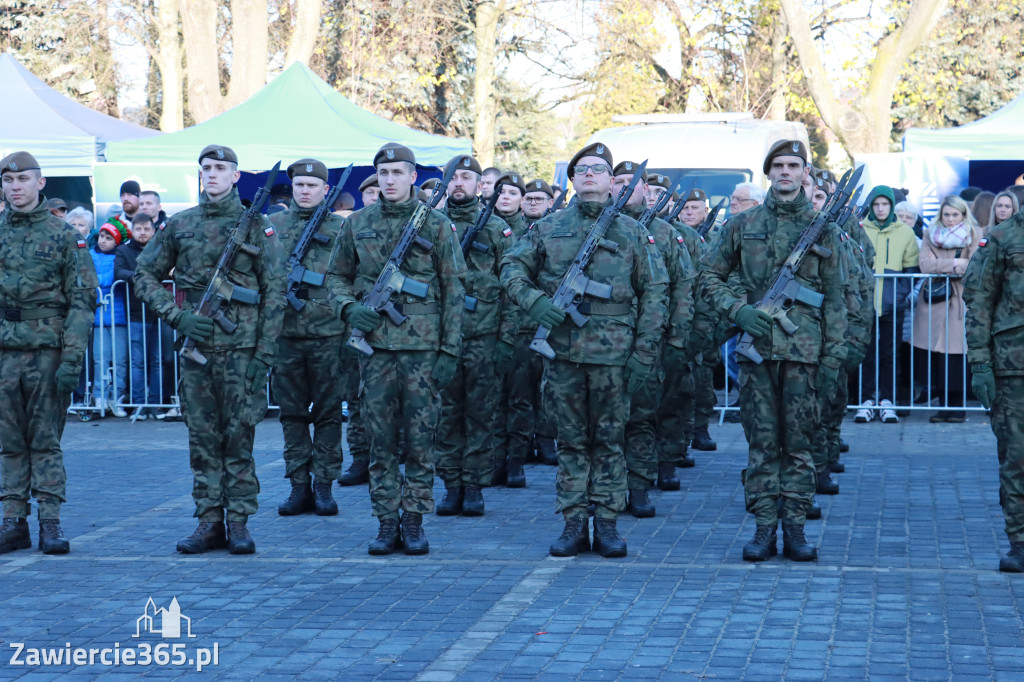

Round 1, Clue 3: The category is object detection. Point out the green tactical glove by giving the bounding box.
[245,358,272,395]
[734,305,773,338]
[845,343,867,369]
[494,340,515,376]
[972,364,996,410]
[177,312,215,343]
[624,355,652,395]
[345,303,383,333]
[815,363,840,396]
[527,297,566,329]
[55,362,80,395]
[432,351,459,390]
[663,344,690,374]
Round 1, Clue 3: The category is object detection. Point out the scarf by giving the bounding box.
[929,221,971,250]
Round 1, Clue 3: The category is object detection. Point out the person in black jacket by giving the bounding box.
[114,213,162,418]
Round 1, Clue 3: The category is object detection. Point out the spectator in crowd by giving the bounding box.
[912,195,981,423]
[115,213,162,419]
[359,174,379,206]
[116,180,141,228]
[728,182,764,218]
[959,186,983,209]
[1005,184,1024,208]
[972,191,996,231]
[65,206,94,240]
[894,202,919,232]
[139,190,167,230]
[90,221,130,417]
[990,191,1020,230]
[46,197,67,220]
[856,185,920,424]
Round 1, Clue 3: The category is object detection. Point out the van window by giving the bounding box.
[651,169,752,205]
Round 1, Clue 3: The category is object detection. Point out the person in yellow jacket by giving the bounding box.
[855,185,920,424]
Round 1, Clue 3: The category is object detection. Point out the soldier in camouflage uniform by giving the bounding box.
[327,143,466,556]
[700,140,847,562]
[135,145,285,555]
[964,210,1024,572]
[435,155,514,515]
[270,159,349,517]
[0,151,98,555]
[613,161,696,518]
[501,142,668,558]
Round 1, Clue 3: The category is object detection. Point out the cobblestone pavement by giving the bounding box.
[2,410,1023,680]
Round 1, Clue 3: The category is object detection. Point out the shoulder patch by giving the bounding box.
[503,226,513,237]
[978,238,988,248]
[647,234,656,244]
[699,236,706,244]
[264,226,275,237]
[451,223,458,232]
[77,238,87,249]
[676,235,684,244]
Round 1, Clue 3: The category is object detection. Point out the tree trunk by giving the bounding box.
[284,0,323,66]
[180,0,223,122]
[153,0,184,131]
[473,0,503,166]
[766,2,787,121]
[225,0,268,109]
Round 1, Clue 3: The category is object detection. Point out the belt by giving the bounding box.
[295,289,328,300]
[399,301,439,315]
[0,307,62,322]
[579,301,631,316]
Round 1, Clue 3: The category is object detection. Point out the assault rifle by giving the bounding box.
[544,189,567,217]
[285,164,353,311]
[664,189,688,224]
[696,197,727,239]
[345,163,455,356]
[638,180,694,231]
[733,164,865,364]
[180,160,281,366]
[529,160,648,359]
[461,181,505,312]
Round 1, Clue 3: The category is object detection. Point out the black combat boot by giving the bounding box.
[313,478,338,516]
[436,484,464,516]
[806,502,822,520]
[549,516,589,557]
[462,486,485,516]
[0,518,30,554]
[592,518,628,558]
[742,525,778,562]
[839,439,850,453]
[337,457,369,486]
[782,523,817,561]
[176,521,227,554]
[656,462,680,491]
[38,519,70,554]
[490,458,508,487]
[278,480,315,516]
[691,426,717,451]
[816,471,839,495]
[368,517,402,555]
[1000,542,1024,573]
[401,512,429,555]
[627,488,656,518]
[536,437,558,466]
[227,520,255,555]
[829,460,845,473]
[679,447,696,468]
[506,457,526,488]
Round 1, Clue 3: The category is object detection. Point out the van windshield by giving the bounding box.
[651,168,751,206]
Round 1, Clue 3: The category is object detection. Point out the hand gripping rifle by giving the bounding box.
[733,164,865,364]
[286,164,354,311]
[180,160,281,366]
[697,197,728,239]
[529,160,648,360]
[460,180,504,312]
[345,163,456,356]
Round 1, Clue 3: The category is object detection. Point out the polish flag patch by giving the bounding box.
[978,238,988,247]
[451,223,458,232]
[264,226,275,237]
[503,227,513,237]
[647,235,656,244]
[76,239,87,249]
[676,235,684,244]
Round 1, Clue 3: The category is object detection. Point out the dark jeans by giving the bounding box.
[913,347,969,408]
[129,321,162,405]
[861,314,903,403]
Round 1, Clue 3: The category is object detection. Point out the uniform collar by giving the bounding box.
[200,186,242,218]
[446,196,480,222]
[290,199,320,220]
[378,192,419,218]
[5,194,53,227]
[577,197,612,219]
[765,187,809,216]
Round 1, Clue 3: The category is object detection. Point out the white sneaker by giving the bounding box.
[854,399,875,423]
[157,407,181,421]
[110,398,128,418]
[879,399,899,423]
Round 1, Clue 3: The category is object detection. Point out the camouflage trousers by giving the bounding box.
[361,350,440,519]
[507,331,555,460]
[626,354,665,489]
[342,351,369,466]
[179,349,263,523]
[272,334,346,484]
[436,334,501,487]
[658,359,695,465]
[813,371,849,473]
[544,360,628,520]
[0,349,69,519]
[694,351,719,430]
[992,376,1024,542]
[738,360,818,525]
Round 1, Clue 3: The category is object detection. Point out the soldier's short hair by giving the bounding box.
[141,190,161,202]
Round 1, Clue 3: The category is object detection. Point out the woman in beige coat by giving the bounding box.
[912,195,981,422]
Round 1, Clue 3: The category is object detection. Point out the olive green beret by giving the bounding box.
[420,178,439,191]
[496,172,526,194]
[763,139,808,174]
[568,142,613,179]
[612,160,648,182]
[359,174,379,192]
[684,188,708,203]
[448,154,482,175]
[648,174,671,190]
[46,197,67,210]
[374,143,416,168]
[0,151,40,175]
[287,158,328,182]
[525,179,553,197]
[198,144,239,165]
[815,169,837,186]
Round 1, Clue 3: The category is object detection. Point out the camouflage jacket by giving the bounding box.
[0,197,98,365]
[500,197,669,366]
[445,197,514,339]
[498,209,526,240]
[623,205,695,351]
[964,215,1024,375]
[699,189,848,367]
[269,201,347,339]
[327,193,467,356]
[134,187,286,365]
[839,227,874,354]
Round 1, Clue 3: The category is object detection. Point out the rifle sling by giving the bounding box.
[577,301,631,316]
